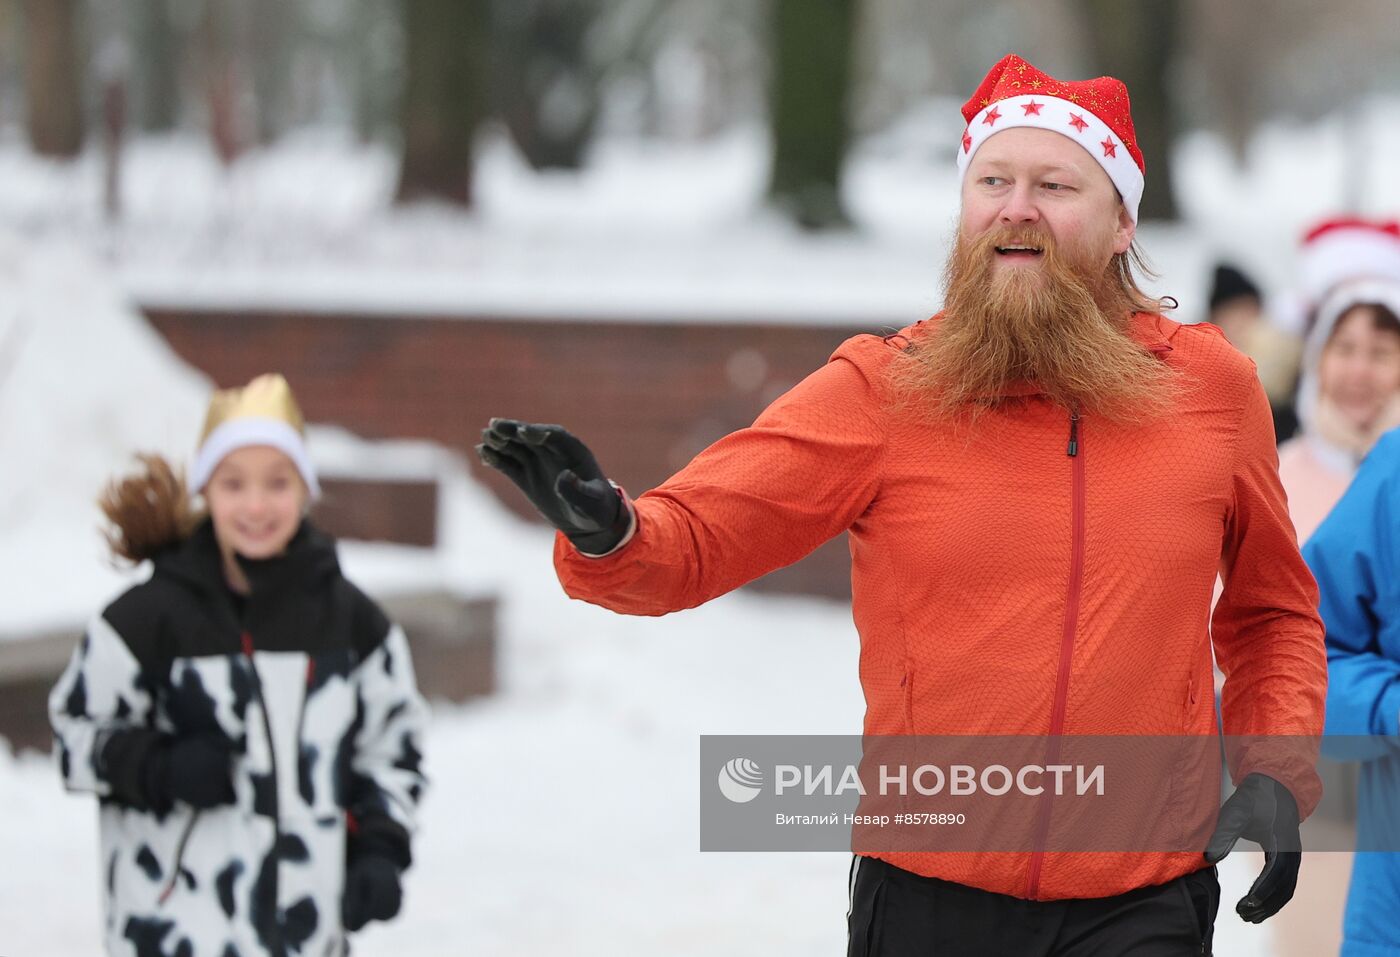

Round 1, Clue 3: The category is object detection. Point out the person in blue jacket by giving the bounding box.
[1303,426,1400,956]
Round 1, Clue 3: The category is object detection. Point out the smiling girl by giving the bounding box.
[50,373,427,957]
[1277,280,1400,542]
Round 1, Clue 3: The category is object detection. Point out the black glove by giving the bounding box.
[342,855,403,931]
[476,418,633,555]
[1203,772,1301,923]
[143,734,237,813]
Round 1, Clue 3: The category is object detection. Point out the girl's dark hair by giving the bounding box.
[1312,301,1400,344]
[98,453,204,564]
[1351,302,1400,338]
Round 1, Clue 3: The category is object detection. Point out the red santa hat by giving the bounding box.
[1298,218,1400,304]
[957,54,1146,222]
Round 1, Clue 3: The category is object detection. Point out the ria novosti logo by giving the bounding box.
[718,757,764,803]
[717,758,1107,804]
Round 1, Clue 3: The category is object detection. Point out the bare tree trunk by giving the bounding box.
[22,0,84,157]
[249,0,293,145]
[493,0,599,171]
[352,0,397,143]
[132,0,178,132]
[768,0,857,231]
[101,73,126,220]
[1075,0,1181,222]
[201,0,244,168]
[396,0,489,205]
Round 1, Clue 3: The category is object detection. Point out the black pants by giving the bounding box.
[847,857,1219,957]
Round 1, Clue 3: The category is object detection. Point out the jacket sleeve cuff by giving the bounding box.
[347,811,412,870]
[1383,680,1400,737]
[97,728,170,812]
[1231,746,1323,820]
[575,483,638,559]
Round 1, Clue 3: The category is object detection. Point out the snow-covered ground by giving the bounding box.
[1,97,1382,952]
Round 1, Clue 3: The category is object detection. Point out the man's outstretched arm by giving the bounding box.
[479,337,890,617]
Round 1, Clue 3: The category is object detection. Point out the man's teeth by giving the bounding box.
[997,245,1042,252]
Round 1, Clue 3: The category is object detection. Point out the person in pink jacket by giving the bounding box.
[1277,279,1400,543]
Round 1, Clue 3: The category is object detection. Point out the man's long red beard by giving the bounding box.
[891,226,1175,423]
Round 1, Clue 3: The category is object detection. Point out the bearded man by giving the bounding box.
[478,55,1326,956]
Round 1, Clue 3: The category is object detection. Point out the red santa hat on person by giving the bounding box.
[957,54,1146,222]
[1298,218,1400,304]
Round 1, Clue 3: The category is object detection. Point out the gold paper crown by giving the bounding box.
[199,373,307,446]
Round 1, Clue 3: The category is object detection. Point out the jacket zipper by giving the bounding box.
[1025,411,1087,899]
[157,810,202,905]
[242,629,284,948]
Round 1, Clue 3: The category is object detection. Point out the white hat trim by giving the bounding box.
[191,418,322,500]
[957,94,1145,223]
[1299,231,1400,304]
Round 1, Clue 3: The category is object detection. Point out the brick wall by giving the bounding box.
[144,308,889,600]
[316,477,438,548]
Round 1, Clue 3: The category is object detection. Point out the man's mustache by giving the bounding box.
[973,227,1056,257]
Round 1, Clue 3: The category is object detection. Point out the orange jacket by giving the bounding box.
[554,313,1327,900]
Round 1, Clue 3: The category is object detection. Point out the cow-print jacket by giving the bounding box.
[50,519,428,957]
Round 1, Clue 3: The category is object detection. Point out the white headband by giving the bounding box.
[190,417,322,500]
